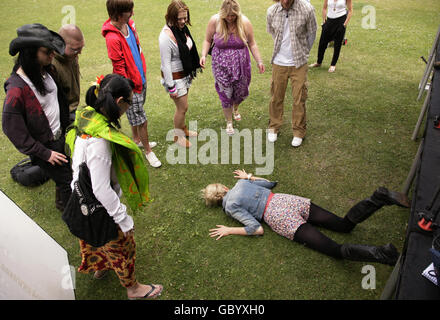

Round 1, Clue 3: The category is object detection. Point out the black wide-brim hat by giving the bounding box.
[9,23,65,56]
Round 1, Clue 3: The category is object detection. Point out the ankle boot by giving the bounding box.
[345,187,410,224]
[340,243,399,266]
[372,187,410,208]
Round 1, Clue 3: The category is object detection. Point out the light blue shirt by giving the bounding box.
[125,26,146,85]
[222,179,278,235]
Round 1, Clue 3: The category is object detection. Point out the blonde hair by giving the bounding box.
[201,184,228,207]
[217,0,247,44]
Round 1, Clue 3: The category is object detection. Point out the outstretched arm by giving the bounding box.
[209,225,264,240]
[234,169,269,182]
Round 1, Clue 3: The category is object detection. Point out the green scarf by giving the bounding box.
[65,106,149,211]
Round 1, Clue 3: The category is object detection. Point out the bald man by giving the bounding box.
[53,24,85,122]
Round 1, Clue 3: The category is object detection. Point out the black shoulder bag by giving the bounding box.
[10,158,49,187]
[62,162,119,247]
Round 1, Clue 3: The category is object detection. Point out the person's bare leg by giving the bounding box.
[131,126,139,144]
[223,107,233,122]
[173,94,191,147]
[137,122,152,154]
[233,104,241,121]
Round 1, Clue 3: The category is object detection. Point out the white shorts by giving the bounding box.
[161,75,192,98]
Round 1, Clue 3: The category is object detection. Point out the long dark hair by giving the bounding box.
[85,74,134,129]
[13,47,53,95]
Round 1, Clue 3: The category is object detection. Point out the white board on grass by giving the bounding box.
[0,190,75,300]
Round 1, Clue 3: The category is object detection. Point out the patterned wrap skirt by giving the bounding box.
[263,193,311,240]
[78,229,137,288]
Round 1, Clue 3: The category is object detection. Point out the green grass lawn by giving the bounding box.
[0,0,439,300]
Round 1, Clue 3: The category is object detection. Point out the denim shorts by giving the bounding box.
[126,84,147,126]
[162,75,192,98]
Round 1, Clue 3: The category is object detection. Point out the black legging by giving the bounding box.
[293,203,355,259]
[31,137,73,209]
[317,15,347,66]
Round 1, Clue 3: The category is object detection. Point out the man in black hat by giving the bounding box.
[2,23,73,212]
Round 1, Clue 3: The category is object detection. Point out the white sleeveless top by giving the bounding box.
[327,0,347,19]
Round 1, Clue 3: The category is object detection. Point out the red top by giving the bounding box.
[263,192,275,219]
[102,19,147,93]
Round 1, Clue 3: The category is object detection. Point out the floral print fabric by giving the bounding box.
[78,229,137,288]
[263,193,311,240]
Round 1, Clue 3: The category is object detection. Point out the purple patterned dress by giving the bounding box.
[211,33,251,109]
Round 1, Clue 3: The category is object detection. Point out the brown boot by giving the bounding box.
[174,135,191,147]
[183,125,198,137]
[174,128,191,148]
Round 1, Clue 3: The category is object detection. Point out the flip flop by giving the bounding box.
[128,284,163,300]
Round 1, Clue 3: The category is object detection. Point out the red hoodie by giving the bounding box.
[102,19,147,93]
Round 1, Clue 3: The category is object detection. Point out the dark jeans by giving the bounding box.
[293,202,355,259]
[317,15,347,66]
[31,137,72,210]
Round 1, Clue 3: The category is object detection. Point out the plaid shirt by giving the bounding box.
[267,0,317,66]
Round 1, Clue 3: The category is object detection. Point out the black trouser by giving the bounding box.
[293,203,355,259]
[31,137,72,210]
[317,15,347,66]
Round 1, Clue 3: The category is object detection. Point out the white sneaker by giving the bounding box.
[136,141,157,149]
[291,137,303,147]
[145,151,161,168]
[267,130,277,143]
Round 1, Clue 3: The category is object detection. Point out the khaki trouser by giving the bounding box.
[268,63,308,138]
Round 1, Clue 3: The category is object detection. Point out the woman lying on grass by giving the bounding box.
[203,169,410,265]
